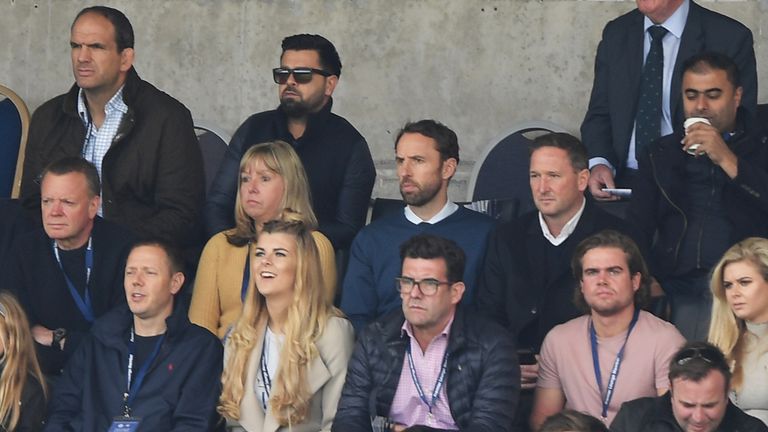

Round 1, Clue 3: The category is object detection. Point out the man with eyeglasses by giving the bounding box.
[333,234,518,432]
[612,341,768,432]
[20,6,204,248]
[204,34,375,251]
[341,120,494,332]
[531,230,685,429]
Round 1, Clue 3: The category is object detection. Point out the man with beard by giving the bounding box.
[340,120,494,332]
[530,230,685,430]
[203,34,375,250]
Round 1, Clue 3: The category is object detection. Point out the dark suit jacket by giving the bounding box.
[581,1,757,175]
[476,199,625,351]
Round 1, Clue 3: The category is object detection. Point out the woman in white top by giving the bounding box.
[709,237,768,425]
[219,211,354,431]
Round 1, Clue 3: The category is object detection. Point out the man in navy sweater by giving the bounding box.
[341,119,494,332]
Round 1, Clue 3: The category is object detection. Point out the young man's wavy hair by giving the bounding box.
[571,230,651,313]
[219,210,340,425]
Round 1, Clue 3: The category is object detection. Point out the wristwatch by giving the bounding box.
[52,328,67,351]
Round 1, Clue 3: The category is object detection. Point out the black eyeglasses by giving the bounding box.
[272,67,331,84]
[674,346,721,366]
[395,277,451,296]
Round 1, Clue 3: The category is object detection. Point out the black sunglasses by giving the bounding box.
[272,67,331,84]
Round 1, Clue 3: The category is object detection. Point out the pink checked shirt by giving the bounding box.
[389,316,458,430]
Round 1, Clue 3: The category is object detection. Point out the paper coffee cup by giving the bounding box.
[683,117,711,155]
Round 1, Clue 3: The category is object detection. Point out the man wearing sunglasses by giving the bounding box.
[204,34,375,251]
[334,234,518,432]
[612,341,768,432]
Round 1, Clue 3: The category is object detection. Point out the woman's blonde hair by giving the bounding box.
[708,237,768,390]
[0,291,46,430]
[227,141,318,246]
[219,210,339,425]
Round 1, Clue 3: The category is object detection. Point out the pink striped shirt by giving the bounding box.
[389,316,458,430]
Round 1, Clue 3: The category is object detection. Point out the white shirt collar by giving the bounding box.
[77,85,128,126]
[538,197,586,246]
[643,0,688,39]
[404,201,459,225]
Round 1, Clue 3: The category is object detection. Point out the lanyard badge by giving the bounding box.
[121,328,165,419]
[405,341,449,426]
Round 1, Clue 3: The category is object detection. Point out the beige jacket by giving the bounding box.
[230,316,354,432]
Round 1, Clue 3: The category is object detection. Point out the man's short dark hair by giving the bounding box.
[73,6,134,52]
[682,51,741,88]
[530,132,588,171]
[539,410,609,432]
[571,230,651,312]
[400,234,466,284]
[131,240,185,276]
[395,119,460,163]
[669,341,731,395]
[41,157,101,197]
[281,34,342,77]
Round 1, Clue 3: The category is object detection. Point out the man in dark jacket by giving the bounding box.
[333,234,518,432]
[3,157,134,377]
[203,34,375,250]
[45,241,223,431]
[476,132,625,430]
[629,52,768,340]
[612,341,768,432]
[19,6,204,247]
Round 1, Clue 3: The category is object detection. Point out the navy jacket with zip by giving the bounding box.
[45,303,223,431]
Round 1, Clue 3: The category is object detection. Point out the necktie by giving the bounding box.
[635,25,668,157]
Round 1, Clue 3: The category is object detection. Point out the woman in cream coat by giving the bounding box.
[219,212,354,431]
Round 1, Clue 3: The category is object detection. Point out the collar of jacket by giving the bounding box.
[274,97,334,143]
[385,305,469,355]
[59,67,140,142]
[646,391,754,431]
[92,299,191,350]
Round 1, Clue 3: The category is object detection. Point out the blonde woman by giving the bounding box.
[190,141,336,339]
[709,237,768,425]
[0,291,47,431]
[219,212,354,431]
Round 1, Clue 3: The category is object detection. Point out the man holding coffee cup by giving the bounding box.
[628,51,768,341]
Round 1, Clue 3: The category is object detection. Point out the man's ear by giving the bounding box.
[450,281,465,305]
[169,272,185,295]
[324,75,338,97]
[119,47,134,72]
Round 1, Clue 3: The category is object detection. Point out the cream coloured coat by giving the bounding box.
[228,316,354,432]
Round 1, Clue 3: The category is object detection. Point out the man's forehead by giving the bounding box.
[71,12,117,40]
[582,247,629,267]
[280,49,321,67]
[396,133,439,155]
[402,257,448,277]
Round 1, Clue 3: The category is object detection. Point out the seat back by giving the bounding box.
[194,120,231,197]
[0,85,31,199]
[467,121,567,218]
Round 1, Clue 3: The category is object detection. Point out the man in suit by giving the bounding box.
[582,0,756,200]
[476,132,624,431]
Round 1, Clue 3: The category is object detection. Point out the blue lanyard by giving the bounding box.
[123,328,165,417]
[52,237,95,323]
[405,341,449,415]
[241,243,251,302]
[589,308,640,420]
[258,331,273,411]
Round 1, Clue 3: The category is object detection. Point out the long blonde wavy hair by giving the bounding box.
[226,141,318,247]
[219,210,340,425]
[708,237,768,391]
[0,291,47,430]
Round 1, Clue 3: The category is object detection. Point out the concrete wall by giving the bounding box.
[2,0,765,201]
